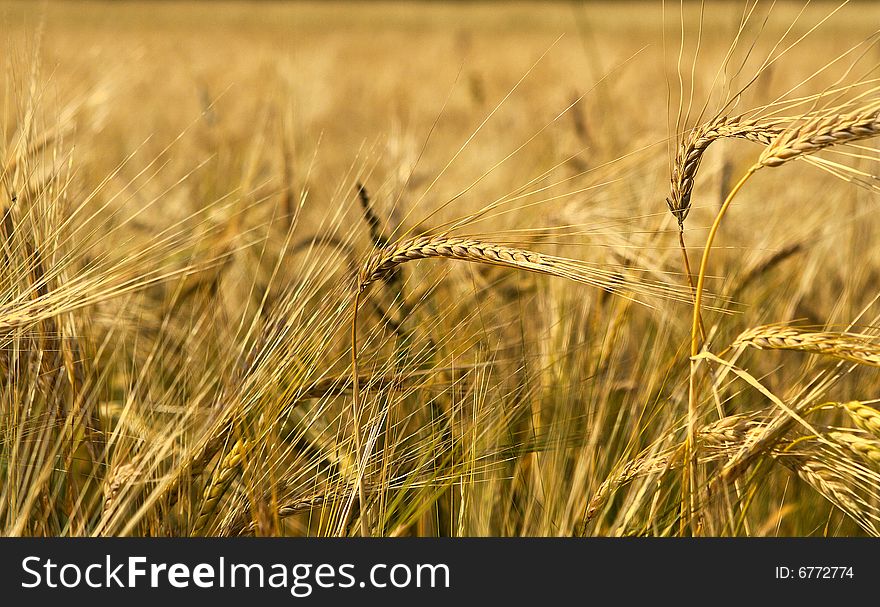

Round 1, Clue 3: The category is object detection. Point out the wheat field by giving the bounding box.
[3,0,880,537]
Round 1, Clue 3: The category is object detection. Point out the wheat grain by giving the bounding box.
[699,414,763,446]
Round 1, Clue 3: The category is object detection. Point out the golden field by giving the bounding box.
[2,0,880,536]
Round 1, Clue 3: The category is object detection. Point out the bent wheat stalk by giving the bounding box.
[691,103,880,348]
[692,103,880,346]
[686,102,880,534]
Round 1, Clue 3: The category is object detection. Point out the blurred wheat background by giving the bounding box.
[3,0,880,536]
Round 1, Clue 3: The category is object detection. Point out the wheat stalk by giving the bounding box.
[733,325,880,367]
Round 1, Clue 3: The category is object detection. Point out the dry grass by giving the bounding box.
[3,0,880,538]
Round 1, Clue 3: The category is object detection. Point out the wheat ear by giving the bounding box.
[733,325,880,367]
[192,438,248,536]
[667,116,781,226]
[757,102,880,168]
[779,455,862,515]
[842,401,880,439]
[584,414,763,525]
[828,432,880,464]
[102,463,138,515]
[360,235,583,288]
[359,234,696,301]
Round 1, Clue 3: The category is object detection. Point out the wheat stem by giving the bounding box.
[685,166,757,535]
[348,288,371,537]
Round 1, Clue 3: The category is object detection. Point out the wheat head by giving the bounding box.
[733,325,880,367]
[757,102,880,168]
[667,116,780,226]
[192,438,249,536]
[842,401,880,439]
[829,431,880,465]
